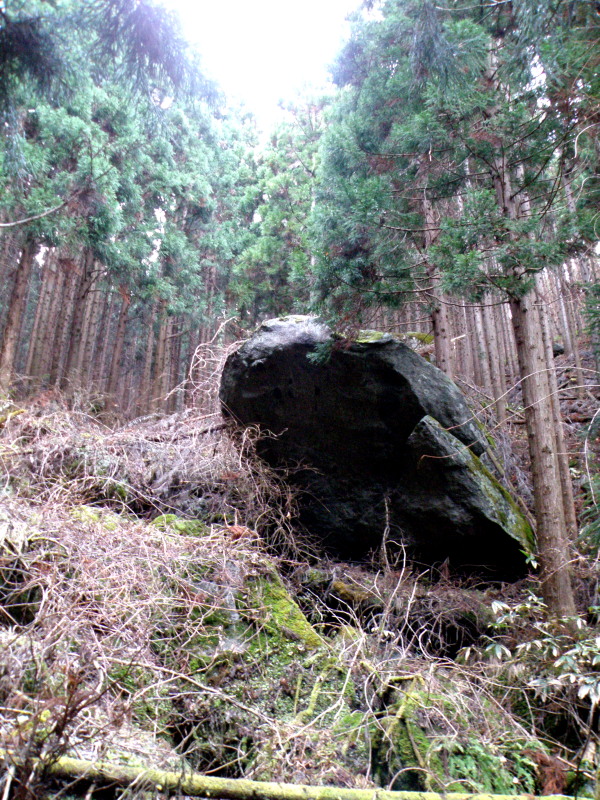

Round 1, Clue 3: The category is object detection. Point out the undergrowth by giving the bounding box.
[0,400,597,798]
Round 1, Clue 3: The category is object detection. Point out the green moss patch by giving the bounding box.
[151,513,209,536]
[245,570,324,651]
[354,329,393,344]
[71,504,121,530]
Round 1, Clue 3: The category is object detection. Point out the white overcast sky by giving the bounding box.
[163,0,361,128]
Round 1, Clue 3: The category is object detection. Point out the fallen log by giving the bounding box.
[1,749,575,800]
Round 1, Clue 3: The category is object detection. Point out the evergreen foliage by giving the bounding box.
[310,0,595,314]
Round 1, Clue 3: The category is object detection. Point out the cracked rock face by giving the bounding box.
[220,316,532,579]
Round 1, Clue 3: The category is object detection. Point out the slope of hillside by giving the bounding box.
[0,399,598,798]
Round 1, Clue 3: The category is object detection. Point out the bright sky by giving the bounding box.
[164,0,361,129]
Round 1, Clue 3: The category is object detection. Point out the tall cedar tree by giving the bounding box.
[311,0,582,616]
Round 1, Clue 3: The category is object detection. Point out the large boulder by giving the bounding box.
[220,316,533,579]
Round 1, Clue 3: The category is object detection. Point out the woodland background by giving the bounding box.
[0,0,596,418]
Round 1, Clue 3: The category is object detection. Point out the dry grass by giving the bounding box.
[0,396,593,797]
[0,400,300,551]
[0,487,273,786]
[0,400,306,796]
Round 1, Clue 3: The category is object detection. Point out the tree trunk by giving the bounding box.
[537,283,578,542]
[61,250,97,392]
[492,152,575,617]
[0,233,21,335]
[92,289,113,389]
[49,259,78,387]
[465,306,482,387]
[509,293,575,616]
[461,305,477,385]
[36,254,66,384]
[168,316,183,413]
[499,303,518,390]
[473,304,492,397]
[151,300,169,412]
[554,268,574,357]
[139,301,158,415]
[107,291,131,400]
[0,238,37,389]
[25,248,56,380]
[482,298,507,423]
[494,302,510,399]
[423,194,453,377]
[77,272,103,388]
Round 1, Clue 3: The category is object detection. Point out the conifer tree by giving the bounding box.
[233,99,326,323]
[311,0,582,616]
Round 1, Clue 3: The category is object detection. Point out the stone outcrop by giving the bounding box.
[220,316,533,579]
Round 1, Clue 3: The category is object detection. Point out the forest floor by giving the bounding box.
[0,352,599,799]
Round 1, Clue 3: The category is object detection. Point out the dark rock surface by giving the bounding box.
[220,316,532,578]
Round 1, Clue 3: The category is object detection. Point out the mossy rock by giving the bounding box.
[438,736,544,794]
[370,679,445,791]
[401,331,435,345]
[0,509,44,624]
[71,505,121,531]
[459,432,535,554]
[151,513,209,536]
[244,570,324,651]
[108,663,173,731]
[156,567,372,781]
[404,416,534,576]
[355,329,394,344]
[370,674,548,794]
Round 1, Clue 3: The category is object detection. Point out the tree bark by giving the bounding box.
[151,299,169,412]
[0,233,21,335]
[0,238,37,389]
[509,293,575,616]
[106,291,131,400]
[36,253,66,384]
[24,248,54,378]
[423,193,453,378]
[462,305,477,385]
[77,272,103,388]
[537,284,578,542]
[482,298,507,423]
[139,301,158,414]
[492,151,575,617]
[168,315,183,413]
[61,249,97,392]
[473,304,493,397]
[92,289,113,389]
[49,258,78,387]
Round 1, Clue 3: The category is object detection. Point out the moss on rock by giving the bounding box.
[463,437,535,554]
[354,329,394,344]
[71,504,121,531]
[412,417,535,557]
[245,570,324,651]
[151,513,209,536]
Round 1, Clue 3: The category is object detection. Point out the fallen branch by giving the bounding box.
[1,749,574,800]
